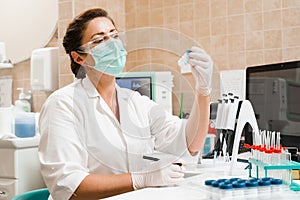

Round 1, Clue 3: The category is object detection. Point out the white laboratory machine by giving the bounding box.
[0,137,45,200]
[116,71,174,114]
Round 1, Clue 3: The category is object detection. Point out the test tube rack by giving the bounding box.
[248,157,300,191]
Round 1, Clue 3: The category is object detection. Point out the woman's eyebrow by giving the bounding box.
[90,28,117,39]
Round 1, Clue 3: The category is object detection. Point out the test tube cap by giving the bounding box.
[232,181,246,188]
[219,183,233,189]
[204,179,215,185]
[271,179,283,185]
[246,180,258,187]
[259,180,271,186]
[229,178,240,182]
[212,181,220,187]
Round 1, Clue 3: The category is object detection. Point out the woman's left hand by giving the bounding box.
[188,46,213,96]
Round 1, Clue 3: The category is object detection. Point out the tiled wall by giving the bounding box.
[0,32,58,112]
[1,0,300,115]
[119,0,300,115]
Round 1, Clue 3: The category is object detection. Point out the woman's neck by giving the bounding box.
[97,79,116,100]
[86,69,116,97]
[86,70,119,120]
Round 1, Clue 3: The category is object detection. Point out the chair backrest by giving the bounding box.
[11,188,49,200]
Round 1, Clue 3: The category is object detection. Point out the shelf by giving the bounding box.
[0,136,40,149]
[0,63,13,69]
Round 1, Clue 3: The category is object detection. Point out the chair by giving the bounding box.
[11,188,49,200]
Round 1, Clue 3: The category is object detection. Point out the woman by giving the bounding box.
[38,8,212,200]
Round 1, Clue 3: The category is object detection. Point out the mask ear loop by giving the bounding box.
[75,49,95,69]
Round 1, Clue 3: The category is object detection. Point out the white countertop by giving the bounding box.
[105,158,300,200]
[0,135,40,148]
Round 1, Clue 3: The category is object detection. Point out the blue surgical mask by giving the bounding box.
[89,38,127,76]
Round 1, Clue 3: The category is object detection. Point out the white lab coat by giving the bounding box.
[38,76,191,200]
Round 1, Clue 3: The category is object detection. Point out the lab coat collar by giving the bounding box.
[82,75,127,126]
[82,75,128,101]
[115,84,128,101]
[82,76,100,98]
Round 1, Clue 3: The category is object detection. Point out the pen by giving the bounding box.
[142,155,183,166]
[142,155,160,161]
[173,162,183,166]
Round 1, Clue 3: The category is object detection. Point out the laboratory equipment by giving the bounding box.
[0,137,45,199]
[30,47,59,91]
[248,157,300,191]
[246,60,300,150]
[244,129,300,191]
[14,88,31,113]
[212,93,253,164]
[178,50,192,74]
[116,71,174,113]
[202,177,289,199]
[230,99,259,174]
[14,112,36,138]
[205,92,260,176]
[202,134,216,156]
[25,91,33,112]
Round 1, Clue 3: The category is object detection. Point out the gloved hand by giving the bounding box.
[131,159,186,190]
[188,46,213,96]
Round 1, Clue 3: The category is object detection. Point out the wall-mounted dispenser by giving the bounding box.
[30,47,58,91]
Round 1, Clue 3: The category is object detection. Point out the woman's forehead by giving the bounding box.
[84,17,115,39]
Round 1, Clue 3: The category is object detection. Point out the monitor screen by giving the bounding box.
[116,76,152,99]
[245,60,300,149]
[287,82,300,116]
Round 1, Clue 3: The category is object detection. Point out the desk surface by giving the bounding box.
[105,159,300,200]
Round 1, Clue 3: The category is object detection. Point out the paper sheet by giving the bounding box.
[0,76,12,107]
[220,69,246,100]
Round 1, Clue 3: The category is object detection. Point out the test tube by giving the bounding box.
[281,147,292,185]
[280,147,291,164]
[251,130,257,159]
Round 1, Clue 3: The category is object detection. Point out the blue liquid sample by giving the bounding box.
[15,123,35,138]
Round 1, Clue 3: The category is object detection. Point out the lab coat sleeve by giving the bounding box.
[147,100,194,160]
[38,94,89,200]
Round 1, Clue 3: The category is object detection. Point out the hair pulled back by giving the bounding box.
[62,8,115,78]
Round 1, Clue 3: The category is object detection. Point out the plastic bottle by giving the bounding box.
[25,90,33,110]
[177,50,192,72]
[14,112,36,138]
[14,88,31,112]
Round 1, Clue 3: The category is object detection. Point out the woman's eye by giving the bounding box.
[92,38,104,45]
[112,33,119,39]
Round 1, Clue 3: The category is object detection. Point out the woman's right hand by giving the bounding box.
[131,159,186,189]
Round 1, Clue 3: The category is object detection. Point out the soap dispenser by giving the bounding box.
[14,88,31,112]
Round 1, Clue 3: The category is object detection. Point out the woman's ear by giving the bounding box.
[71,51,85,66]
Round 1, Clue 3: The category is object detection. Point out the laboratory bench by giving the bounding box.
[105,158,300,200]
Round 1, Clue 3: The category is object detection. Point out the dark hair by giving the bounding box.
[62,8,115,78]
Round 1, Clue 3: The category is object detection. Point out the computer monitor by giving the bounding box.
[116,71,174,114]
[116,76,152,99]
[245,60,300,149]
